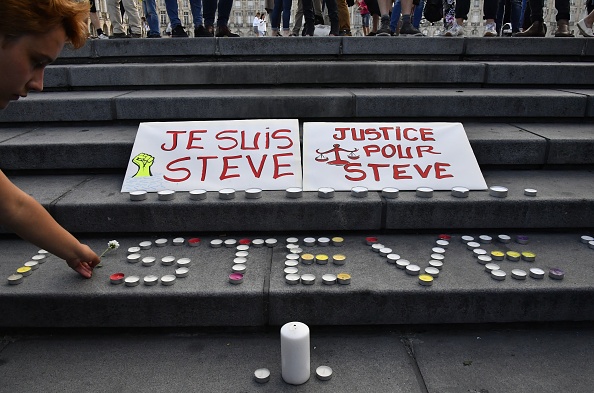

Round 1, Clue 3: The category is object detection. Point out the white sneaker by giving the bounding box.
[98,33,109,39]
[577,18,594,37]
[444,24,463,37]
[484,22,497,37]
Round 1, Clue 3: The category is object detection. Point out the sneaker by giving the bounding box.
[215,25,240,37]
[399,22,424,36]
[483,22,497,37]
[444,24,463,37]
[577,18,594,37]
[171,25,188,37]
[194,25,212,37]
[97,33,109,40]
[377,16,391,36]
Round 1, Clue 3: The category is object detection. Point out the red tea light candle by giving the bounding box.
[315,254,329,265]
[110,272,125,285]
[239,238,252,246]
[438,234,452,241]
[549,268,565,280]
[188,238,201,247]
[365,236,378,245]
[229,273,244,285]
[337,273,351,285]
[301,254,315,265]
[125,276,140,287]
[7,274,24,285]
[521,252,536,262]
[332,254,346,265]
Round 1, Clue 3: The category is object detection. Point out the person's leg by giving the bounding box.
[443,0,457,32]
[202,0,216,28]
[577,8,594,36]
[326,0,340,34]
[144,0,161,36]
[107,0,125,34]
[455,0,471,26]
[483,0,498,36]
[165,0,182,27]
[399,0,422,34]
[190,0,203,27]
[495,0,505,33]
[390,0,402,33]
[377,0,392,35]
[303,0,316,34]
[216,0,233,27]
[336,0,351,32]
[271,0,284,31]
[292,0,304,35]
[362,13,370,35]
[553,0,573,36]
[281,0,293,33]
[412,0,424,28]
[510,0,521,32]
[513,0,545,36]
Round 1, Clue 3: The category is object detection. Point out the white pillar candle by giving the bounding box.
[281,322,310,385]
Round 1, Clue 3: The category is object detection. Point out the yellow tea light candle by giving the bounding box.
[16,266,32,276]
[337,273,351,285]
[491,251,505,261]
[332,254,346,265]
[315,254,329,265]
[331,237,344,246]
[301,253,315,265]
[419,274,434,286]
[521,252,536,262]
[506,251,521,262]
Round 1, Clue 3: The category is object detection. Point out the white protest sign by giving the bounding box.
[302,122,487,191]
[121,119,302,192]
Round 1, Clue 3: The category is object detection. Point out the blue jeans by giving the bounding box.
[166,0,203,28]
[390,0,424,32]
[143,0,160,35]
[271,0,293,29]
[203,0,233,27]
[496,0,521,32]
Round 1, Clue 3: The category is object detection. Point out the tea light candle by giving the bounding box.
[286,254,300,263]
[579,235,594,244]
[210,239,223,248]
[371,243,384,253]
[506,251,521,262]
[175,267,190,278]
[331,237,344,246]
[511,269,527,280]
[315,254,329,265]
[529,267,545,279]
[332,254,346,265]
[286,237,299,245]
[31,254,46,261]
[461,236,474,244]
[161,275,176,286]
[436,240,449,248]
[285,274,300,285]
[24,261,39,270]
[128,246,141,254]
[451,186,469,198]
[301,254,314,265]
[218,188,236,200]
[430,254,445,261]
[110,272,125,285]
[438,234,452,241]
[285,187,303,199]
[161,256,175,266]
[322,274,337,285]
[429,260,443,270]
[172,237,185,246]
[141,257,156,267]
[379,247,393,257]
[337,273,351,285]
[485,263,500,272]
[318,187,335,199]
[38,249,49,254]
[232,264,246,274]
[176,258,191,267]
[381,187,399,199]
[301,274,316,285]
[281,322,310,385]
[285,260,299,268]
[157,190,175,201]
[16,267,32,277]
[521,252,536,262]
[189,189,207,200]
[418,274,433,286]
[365,236,378,245]
[155,238,168,247]
[7,274,23,285]
[489,186,508,198]
[473,249,487,258]
[127,254,141,263]
[491,251,505,261]
[498,234,511,243]
[516,235,529,245]
[236,251,249,258]
[524,188,537,197]
[254,368,271,384]
[251,239,265,247]
[265,238,278,247]
[303,237,316,247]
[143,275,159,286]
[589,240,594,249]
[317,237,330,246]
[237,244,250,251]
[125,276,140,287]
[224,239,237,248]
[386,253,400,264]
[549,268,565,280]
[479,235,492,244]
[425,267,440,277]
[351,186,368,198]
[139,241,152,250]
[416,187,433,198]
[477,255,492,265]
[239,238,251,246]
[466,242,480,250]
[229,273,244,284]
[245,188,262,199]
[129,190,147,201]
[316,366,333,381]
[432,247,446,255]
[284,267,299,275]
[396,259,411,269]
[188,238,201,247]
[405,264,421,275]
[491,270,506,281]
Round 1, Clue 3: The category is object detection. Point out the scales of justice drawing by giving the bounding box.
[315,144,359,166]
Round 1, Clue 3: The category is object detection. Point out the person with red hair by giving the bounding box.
[0,0,101,278]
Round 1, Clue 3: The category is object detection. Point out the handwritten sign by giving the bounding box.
[121,120,302,192]
[302,122,486,191]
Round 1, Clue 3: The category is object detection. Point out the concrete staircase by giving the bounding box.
[0,37,593,328]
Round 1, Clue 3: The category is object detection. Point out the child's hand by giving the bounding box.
[66,244,101,278]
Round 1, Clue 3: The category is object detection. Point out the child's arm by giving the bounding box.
[0,170,100,278]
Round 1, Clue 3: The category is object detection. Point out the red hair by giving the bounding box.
[0,0,88,48]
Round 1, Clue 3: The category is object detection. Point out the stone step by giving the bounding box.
[56,36,594,63]
[1,123,593,171]
[1,88,592,123]
[3,169,593,234]
[1,233,592,327]
[44,61,594,89]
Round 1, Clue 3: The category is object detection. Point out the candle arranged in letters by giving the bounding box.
[281,322,310,385]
